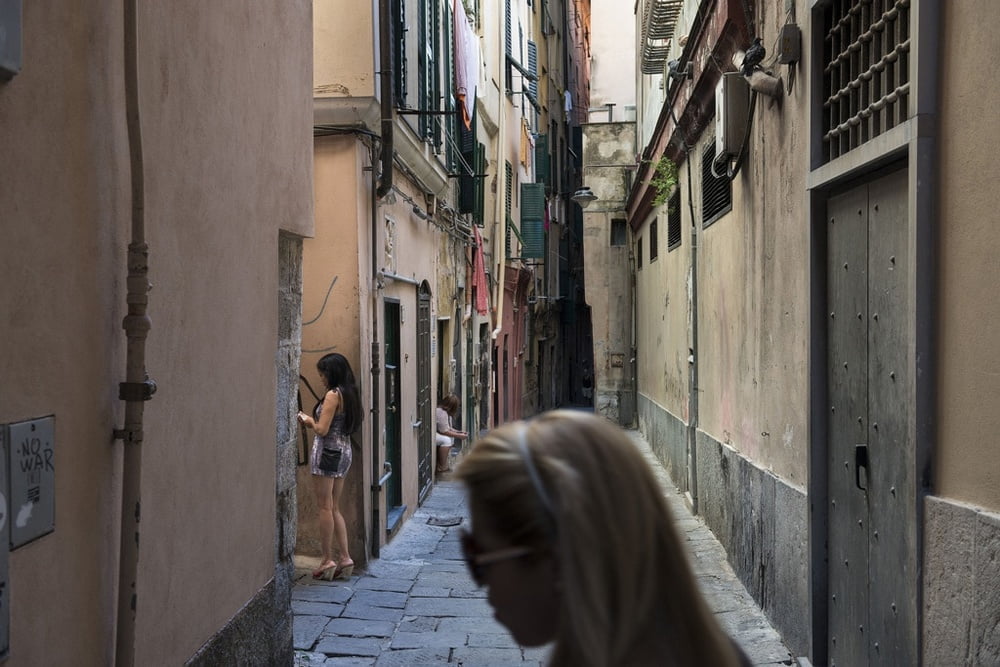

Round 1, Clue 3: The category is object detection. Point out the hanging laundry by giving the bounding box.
[472,225,490,315]
[454,0,479,130]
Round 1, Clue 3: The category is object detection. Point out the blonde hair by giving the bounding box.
[455,410,742,667]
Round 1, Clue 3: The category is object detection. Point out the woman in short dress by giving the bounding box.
[298,353,363,580]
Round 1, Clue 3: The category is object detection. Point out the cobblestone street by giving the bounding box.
[293,429,795,666]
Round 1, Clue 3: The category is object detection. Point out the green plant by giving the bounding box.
[648,156,678,208]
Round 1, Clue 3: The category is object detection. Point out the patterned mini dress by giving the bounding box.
[310,390,353,478]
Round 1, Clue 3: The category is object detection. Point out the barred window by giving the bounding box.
[701,141,731,227]
[822,0,911,162]
[637,236,643,270]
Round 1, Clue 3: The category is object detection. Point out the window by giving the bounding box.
[701,140,731,227]
[667,189,681,251]
[610,219,626,246]
[391,0,407,105]
[649,218,658,262]
[822,0,910,162]
[418,0,441,143]
[637,236,643,270]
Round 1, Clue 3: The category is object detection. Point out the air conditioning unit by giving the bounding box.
[715,72,750,158]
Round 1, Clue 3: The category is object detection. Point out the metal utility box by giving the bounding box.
[5,417,55,549]
[715,72,750,159]
[777,23,801,65]
[0,0,22,79]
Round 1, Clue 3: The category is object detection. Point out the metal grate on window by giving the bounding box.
[649,219,659,262]
[637,236,643,269]
[667,189,681,250]
[822,0,910,162]
[701,141,731,227]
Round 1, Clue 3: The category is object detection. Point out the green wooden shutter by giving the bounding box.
[459,110,477,214]
[520,183,545,259]
[534,133,549,185]
[392,0,407,106]
[474,141,485,225]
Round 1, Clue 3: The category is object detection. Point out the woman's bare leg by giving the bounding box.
[312,475,337,575]
[436,445,451,472]
[330,475,352,569]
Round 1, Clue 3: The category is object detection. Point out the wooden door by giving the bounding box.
[417,284,432,500]
[826,168,916,665]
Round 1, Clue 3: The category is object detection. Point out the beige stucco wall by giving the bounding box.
[694,71,809,487]
[0,1,312,664]
[314,0,375,99]
[300,137,369,561]
[934,0,1000,510]
[635,200,692,420]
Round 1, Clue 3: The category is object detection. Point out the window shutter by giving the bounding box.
[392,0,407,106]
[474,142,486,225]
[459,110,477,214]
[527,40,538,101]
[520,183,546,259]
[534,133,549,185]
[505,0,512,56]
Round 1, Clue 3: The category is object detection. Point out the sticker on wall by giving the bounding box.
[5,416,55,549]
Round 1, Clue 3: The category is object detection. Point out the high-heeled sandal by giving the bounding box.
[333,562,354,580]
[312,561,337,581]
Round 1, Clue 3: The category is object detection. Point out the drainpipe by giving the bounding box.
[376,0,393,198]
[685,155,698,513]
[113,0,156,664]
[370,0,394,557]
[368,139,383,558]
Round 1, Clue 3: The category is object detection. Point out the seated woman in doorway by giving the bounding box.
[435,393,467,473]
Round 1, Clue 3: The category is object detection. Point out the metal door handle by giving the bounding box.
[387,405,397,413]
[411,420,422,428]
[855,444,869,491]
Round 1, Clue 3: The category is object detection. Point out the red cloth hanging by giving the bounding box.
[472,226,489,315]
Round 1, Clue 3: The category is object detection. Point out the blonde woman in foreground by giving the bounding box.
[455,410,751,667]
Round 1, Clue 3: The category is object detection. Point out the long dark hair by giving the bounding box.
[315,353,363,434]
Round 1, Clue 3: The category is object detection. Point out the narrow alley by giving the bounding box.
[292,430,795,666]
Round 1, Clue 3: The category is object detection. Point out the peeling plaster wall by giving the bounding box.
[582,122,636,423]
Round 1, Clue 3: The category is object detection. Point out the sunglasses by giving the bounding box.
[459,528,534,586]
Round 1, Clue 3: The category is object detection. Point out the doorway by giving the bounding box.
[416,283,432,501]
[825,168,916,665]
[383,300,403,528]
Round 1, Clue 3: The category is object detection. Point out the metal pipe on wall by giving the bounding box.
[370,0,394,557]
[114,0,154,663]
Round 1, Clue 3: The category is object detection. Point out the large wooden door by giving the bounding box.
[826,168,916,665]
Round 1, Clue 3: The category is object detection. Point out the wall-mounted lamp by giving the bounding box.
[571,187,598,209]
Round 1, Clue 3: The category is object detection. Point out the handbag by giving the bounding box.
[319,447,342,473]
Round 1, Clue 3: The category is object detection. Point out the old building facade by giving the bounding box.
[622,0,1000,664]
[0,2,312,664]
[299,0,591,566]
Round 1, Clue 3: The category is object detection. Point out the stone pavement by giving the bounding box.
[292,429,795,666]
